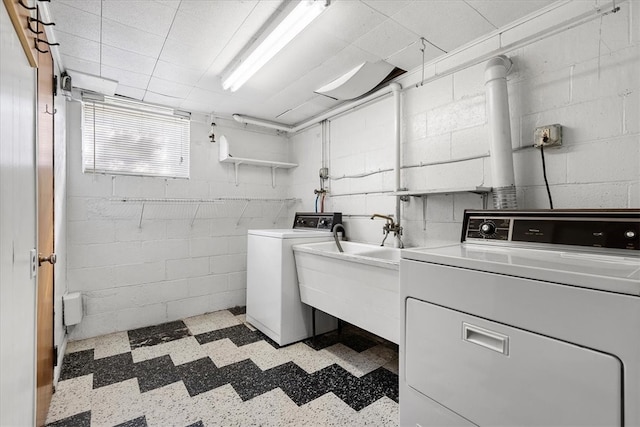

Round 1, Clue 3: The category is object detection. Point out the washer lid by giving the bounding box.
[248,229,333,239]
[401,243,640,296]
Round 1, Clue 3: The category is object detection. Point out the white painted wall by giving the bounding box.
[66,111,297,340]
[53,67,68,381]
[0,5,37,425]
[292,0,639,246]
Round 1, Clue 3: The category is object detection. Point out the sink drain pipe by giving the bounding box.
[485,55,517,209]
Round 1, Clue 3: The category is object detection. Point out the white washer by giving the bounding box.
[246,212,340,346]
[400,210,640,426]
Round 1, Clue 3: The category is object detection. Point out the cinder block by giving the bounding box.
[166,295,214,323]
[141,239,189,262]
[68,220,115,244]
[112,175,166,198]
[425,195,454,222]
[228,272,246,291]
[629,181,640,207]
[190,237,229,257]
[624,89,639,135]
[69,312,118,341]
[116,303,167,332]
[188,275,228,297]
[113,262,166,287]
[522,183,628,209]
[166,257,209,280]
[427,95,485,136]
[404,75,453,113]
[68,173,113,198]
[68,241,143,269]
[453,62,486,100]
[424,158,485,190]
[451,125,490,159]
[513,148,567,187]
[131,280,189,307]
[115,220,166,242]
[566,137,639,183]
[453,192,485,221]
[67,266,116,292]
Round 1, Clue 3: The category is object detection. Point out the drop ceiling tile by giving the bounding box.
[247,26,349,95]
[60,54,101,76]
[361,0,413,17]
[353,18,420,59]
[314,0,387,43]
[155,0,181,9]
[153,61,205,86]
[115,84,146,101]
[194,72,224,92]
[57,0,101,15]
[165,11,229,58]
[100,65,151,89]
[385,38,442,72]
[464,0,556,28]
[206,1,278,75]
[48,2,101,42]
[393,1,495,52]
[52,31,101,63]
[158,38,221,72]
[101,45,157,75]
[177,0,258,21]
[147,77,193,99]
[102,19,166,58]
[102,1,176,36]
[143,91,186,108]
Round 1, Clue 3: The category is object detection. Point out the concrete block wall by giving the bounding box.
[66,106,297,340]
[291,1,639,246]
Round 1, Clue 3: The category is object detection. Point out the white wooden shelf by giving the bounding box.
[391,186,491,197]
[390,186,492,231]
[218,135,297,187]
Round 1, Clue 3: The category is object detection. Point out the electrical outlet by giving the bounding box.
[534,124,562,148]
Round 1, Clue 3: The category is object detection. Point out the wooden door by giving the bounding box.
[35,18,55,427]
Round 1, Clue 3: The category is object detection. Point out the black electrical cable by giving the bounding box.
[540,145,554,209]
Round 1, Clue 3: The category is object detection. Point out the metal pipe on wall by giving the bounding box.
[485,55,517,209]
[390,83,402,231]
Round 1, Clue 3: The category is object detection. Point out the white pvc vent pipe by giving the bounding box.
[485,56,517,209]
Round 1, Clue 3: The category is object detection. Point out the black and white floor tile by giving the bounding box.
[46,308,399,427]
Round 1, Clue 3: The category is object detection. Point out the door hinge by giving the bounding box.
[53,75,58,97]
[53,345,58,367]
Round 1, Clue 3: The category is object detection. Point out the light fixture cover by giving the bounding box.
[222,0,328,92]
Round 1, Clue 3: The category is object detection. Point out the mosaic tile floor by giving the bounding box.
[46,307,399,427]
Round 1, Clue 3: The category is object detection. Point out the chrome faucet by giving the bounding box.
[332,223,346,253]
[370,213,404,248]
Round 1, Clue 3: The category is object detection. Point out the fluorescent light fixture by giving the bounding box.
[222,0,329,92]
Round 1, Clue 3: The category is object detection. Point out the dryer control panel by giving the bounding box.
[293,212,342,230]
[462,209,640,251]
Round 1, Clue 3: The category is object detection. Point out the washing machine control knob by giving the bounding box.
[625,230,636,239]
[479,221,496,236]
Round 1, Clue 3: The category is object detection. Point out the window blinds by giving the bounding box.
[82,96,190,179]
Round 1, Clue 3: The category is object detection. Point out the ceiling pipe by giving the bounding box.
[233,82,398,135]
[485,55,517,209]
[232,114,293,132]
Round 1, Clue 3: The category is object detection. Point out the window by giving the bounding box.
[82,95,190,179]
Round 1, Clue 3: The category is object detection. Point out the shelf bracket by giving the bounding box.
[271,167,277,188]
[233,163,240,186]
[138,202,146,228]
[190,203,201,227]
[273,200,287,225]
[236,200,250,227]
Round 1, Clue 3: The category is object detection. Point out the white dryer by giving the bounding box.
[400,209,640,426]
[246,212,341,346]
